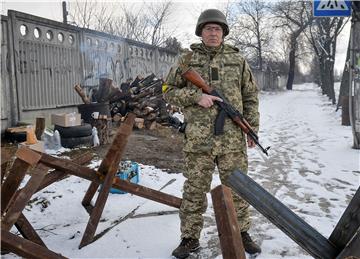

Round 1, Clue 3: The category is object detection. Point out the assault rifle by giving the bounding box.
[181,67,270,156]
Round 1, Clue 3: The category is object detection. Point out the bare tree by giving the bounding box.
[68,0,98,29]
[271,0,314,90]
[307,16,348,104]
[229,0,273,70]
[146,1,174,46]
[68,1,176,48]
[112,3,151,42]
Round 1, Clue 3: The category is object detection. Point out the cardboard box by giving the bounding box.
[51,113,81,127]
[19,141,45,153]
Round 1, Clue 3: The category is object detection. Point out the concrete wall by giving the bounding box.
[1,10,177,131]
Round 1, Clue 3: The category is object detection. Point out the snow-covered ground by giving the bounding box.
[4,83,359,259]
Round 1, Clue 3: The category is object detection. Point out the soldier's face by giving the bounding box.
[201,23,223,47]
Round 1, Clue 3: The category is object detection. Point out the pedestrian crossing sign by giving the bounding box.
[313,0,352,17]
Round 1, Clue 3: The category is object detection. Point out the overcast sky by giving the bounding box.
[1,0,351,72]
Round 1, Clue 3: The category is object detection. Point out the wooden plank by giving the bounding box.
[211,185,246,259]
[1,148,14,184]
[79,162,118,248]
[1,160,9,184]
[15,146,41,166]
[9,152,93,247]
[81,114,136,211]
[97,113,136,175]
[79,113,136,248]
[227,170,340,259]
[1,230,67,259]
[36,152,94,193]
[112,178,182,208]
[35,117,45,140]
[15,213,46,247]
[329,187,360,250]
[81,181,98,214]
[335,230,360,258]
[6,126,28,133]
[1,158,32,213]
[39,154,182,208]
[2,164,49,231]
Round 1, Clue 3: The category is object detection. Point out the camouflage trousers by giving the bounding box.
[180,151,251,240]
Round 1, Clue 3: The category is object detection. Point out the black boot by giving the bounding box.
[241,232,261,255]
[172,238,200,259]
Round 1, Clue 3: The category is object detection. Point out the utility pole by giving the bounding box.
[349,2,360,149]
[62,1,68,24]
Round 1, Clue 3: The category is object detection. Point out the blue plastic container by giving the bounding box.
[110,161,140,194]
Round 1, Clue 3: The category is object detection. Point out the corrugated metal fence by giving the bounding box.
[1,10,285,132]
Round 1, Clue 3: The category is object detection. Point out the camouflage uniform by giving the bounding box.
[164,42,259,240]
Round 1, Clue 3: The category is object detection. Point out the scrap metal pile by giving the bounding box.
[74,73,180,130]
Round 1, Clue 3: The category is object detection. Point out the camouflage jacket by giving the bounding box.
[164,42,259,155]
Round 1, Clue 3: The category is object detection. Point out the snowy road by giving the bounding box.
[4,83,359,259]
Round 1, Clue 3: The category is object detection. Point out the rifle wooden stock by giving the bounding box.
[182,68,213,93]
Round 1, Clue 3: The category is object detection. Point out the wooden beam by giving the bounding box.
[1,230,67,259]
[2,164,49,231]
[15,213,46,247]
[80,114,136,210]
[81,181,98,214]
[78,163,118,248]
[79,113,136,248]
[40,153,182,208]
[15,146,42,166]
[35,117,45,140]
[329,187,360,250]
[211,185,246,259]
[36,152,94,193]
[227,170,340,259]
[1,147,41,213]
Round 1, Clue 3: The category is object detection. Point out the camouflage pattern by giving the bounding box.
[164,42,259,239]
[180,152,250,239]
[164,43,259,155]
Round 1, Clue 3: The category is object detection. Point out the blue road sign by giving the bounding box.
[313,0,352,17]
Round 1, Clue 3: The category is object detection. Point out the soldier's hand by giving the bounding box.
[247,135,256,148]
[197,94,222,108]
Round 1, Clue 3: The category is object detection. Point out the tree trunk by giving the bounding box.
[286,38,297,90]
[327,62,336,104]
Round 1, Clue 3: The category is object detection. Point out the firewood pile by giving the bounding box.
[75,73,178,130]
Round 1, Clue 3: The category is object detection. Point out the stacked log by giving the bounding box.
[74,73,178,131]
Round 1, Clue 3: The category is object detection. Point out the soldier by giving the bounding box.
[164,9,261,259]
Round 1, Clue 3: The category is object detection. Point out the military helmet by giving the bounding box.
[195,9,229,37]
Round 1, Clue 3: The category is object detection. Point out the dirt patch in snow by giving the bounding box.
[1,125,185,175]
[96,125,185,174]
